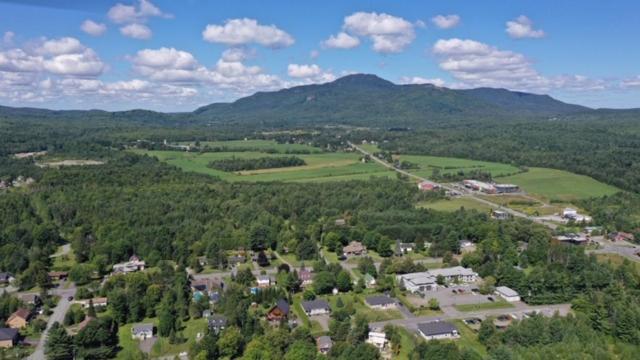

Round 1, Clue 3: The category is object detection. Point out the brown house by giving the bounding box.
[343,241,367,256]
[266,299,290,323]
[6,309,31,329]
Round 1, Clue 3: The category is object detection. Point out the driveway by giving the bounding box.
[27,286,76,360]
[139,337,157,354]
[311,314,330,331]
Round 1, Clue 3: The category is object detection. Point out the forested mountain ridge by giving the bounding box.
[0,74,606,129]
[193,74,591,126]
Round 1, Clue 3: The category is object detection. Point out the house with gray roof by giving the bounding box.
[316,335,333,354]
[208,315,227,334]
[365,295,396,310]
[301,299,331,316]
[131,323,154,340]
[418,321,459,341]
[0,328,19,348]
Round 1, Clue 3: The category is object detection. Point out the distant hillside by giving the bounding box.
[0,74,631,129]
[193,74,590,127]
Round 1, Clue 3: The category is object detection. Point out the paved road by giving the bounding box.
[588,236,640,262]
[27,286,77,360]
[349,143,640,261]
[370,302,571,330]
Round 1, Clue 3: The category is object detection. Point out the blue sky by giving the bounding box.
[1,0,639,111]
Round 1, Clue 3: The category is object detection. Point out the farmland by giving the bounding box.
[498,167,619,202]
[418,197,493,213]
[133,148,393,182]
[136,142,620,202]
[178,139,323,153]
[395,154,522,178]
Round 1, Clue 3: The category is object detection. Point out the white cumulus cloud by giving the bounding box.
[107,0,172,24]
[287,64,322,78]
[506,16,545,39]
[322,32,360,49]
[432,38,607,93]
[120,23,152,40]
[400,76,446,87]
[342,12,416,53]
[202,18,294,49]
[432,15,460,29]
[81,20,107,36]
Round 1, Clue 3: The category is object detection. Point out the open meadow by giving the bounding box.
[178,139,324,153]
[497,167,619,202]
[395,154,522,178]
[133,148,393,182]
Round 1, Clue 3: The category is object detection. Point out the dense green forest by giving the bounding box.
[208,156,306,172]
[1,75,640,358]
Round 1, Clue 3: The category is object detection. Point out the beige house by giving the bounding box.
[6,309,31,329]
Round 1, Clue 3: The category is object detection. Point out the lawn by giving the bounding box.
[133,149,391,183]
[418,197,493,213]
[178,139,323,153]
[498,167,619,202]
[359,143,380,153]
[324,293,403,322]
[595,253,640,272]
[151,318,208,357]
[51,249,76,271]
[395,154,522,179]
[291,294,325,334]
[454,300,515,312]
[116,323,145,359]
[452,319,488,356]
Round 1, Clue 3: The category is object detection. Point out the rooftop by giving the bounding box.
[132,323,153,333]
[301,299,330,312]
[417,321,457,336]
[0,328,18,341]
[496,286,519,297]
[317,335,333,347]
[365,295,395,306]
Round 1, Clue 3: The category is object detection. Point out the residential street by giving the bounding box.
[27,285,77,360]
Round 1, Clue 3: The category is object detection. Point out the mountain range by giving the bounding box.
[2,74,636,129]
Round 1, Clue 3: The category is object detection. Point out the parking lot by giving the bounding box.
[404,285,494,308]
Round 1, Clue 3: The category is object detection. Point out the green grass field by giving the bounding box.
[359,143,380,153]
[418,197,493,213]
[396,154,522,178]
[179,139,323,153]
[498,167,619,201]
[134,149,393,182]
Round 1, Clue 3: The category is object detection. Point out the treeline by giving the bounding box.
[208,156,307,172]
[369,118,640,193]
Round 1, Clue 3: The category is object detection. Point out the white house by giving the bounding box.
[301,299,331,316]
[495,286,521,302]
[257,275,272,288]
[418,321,459,341]
[365,295,396,310]
[366,328,388,349]
[562,208,578,218]
[131,323,153,340]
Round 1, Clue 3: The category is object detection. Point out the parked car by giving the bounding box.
[487,296,495,302]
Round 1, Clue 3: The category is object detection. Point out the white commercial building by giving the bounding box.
[397,267,478,294]
[495,286,521,302]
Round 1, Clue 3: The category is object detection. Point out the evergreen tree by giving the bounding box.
[45,322,74,360]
